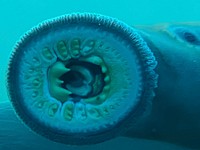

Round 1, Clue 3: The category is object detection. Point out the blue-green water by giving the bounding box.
[1,0,200,101]
[0,0,199,149]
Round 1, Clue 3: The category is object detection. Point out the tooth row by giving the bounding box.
[21,53,45,103]
[31,55,41,67]
[79,55,110,105]
[81,39,95,56]
[32,98,60,118]
[80,55,103,65]
[33,99,119,121]
[74,103,87,120]
[48,103,59,117]
[86,104,116,120]
[45,38,95,61]
[63,102,74,121]
[70,38,81,58]
[80,55,108,74]
[23,38,115,122]
[87,106,101,119]
[41,47,55,62]
[84,84,110,105]
[60,102,117,121]
[33,99,45,108]
[56,41,71,60]
[32,78,42,88]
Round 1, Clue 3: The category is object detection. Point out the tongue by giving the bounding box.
[66,82,92,97]
[66,65,93,97]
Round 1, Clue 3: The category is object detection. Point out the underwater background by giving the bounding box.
[0,0,200,149]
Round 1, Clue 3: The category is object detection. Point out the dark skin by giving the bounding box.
[125,24,200,149]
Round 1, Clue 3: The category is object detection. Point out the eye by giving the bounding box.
[183,31,198,44]
[168,26,200,46]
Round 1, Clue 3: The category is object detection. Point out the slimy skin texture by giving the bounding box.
[5,12,200,149]
[125,23,200,149]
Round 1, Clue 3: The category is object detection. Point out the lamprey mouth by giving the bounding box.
[48,56,108,104]
[6,13,158,145]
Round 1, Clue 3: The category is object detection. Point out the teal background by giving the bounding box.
[1,0,200,102]
[0,0,199,149]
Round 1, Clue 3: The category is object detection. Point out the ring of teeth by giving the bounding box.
[22,38,117,122]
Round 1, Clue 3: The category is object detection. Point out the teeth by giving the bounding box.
[100,106,109,116]
[81,55,103,65]
[83,97,97,104]
[87,106,101,119]
[32,57,41,67]
[48,103,59,117]
[50,86,72,103]
[101,65,107,73]
[70,38,81,58]
[63,102,74,121]
[50,61,70,77]
[75,103,87,120]
[56,41,71,61]
[81,56,108,74]
[84,93,107,105]
[32,91,39,98]
[104,75,110,83]
[41,47,54,61]
[99,94,107,102]
[103,85,110,93]
[48,61,71,103]
[32,78,42,88]
[35,100,48,109]
[81,40,95,56]
[56,79,64,84]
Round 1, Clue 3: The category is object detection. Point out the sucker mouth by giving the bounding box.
[48,57,107,103]
[61,60,105,98]
[6,13,158,145]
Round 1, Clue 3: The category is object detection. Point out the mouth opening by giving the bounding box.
[59,60,105,100]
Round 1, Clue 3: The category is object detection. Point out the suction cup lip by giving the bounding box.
[6,12,158,145]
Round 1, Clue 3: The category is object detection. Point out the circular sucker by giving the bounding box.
[6,13,157,145]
